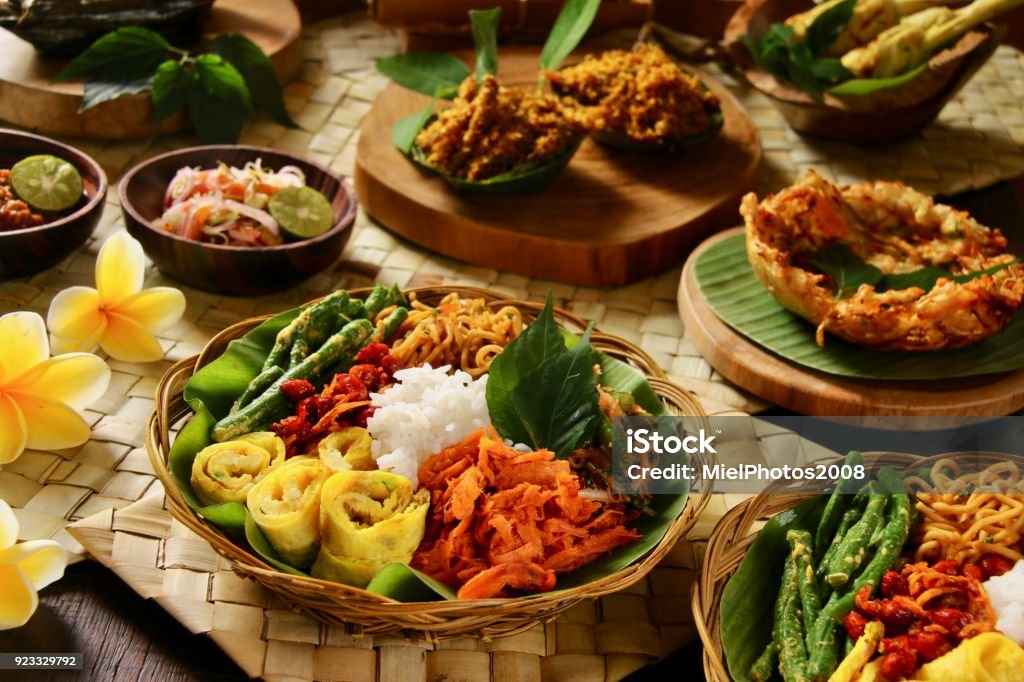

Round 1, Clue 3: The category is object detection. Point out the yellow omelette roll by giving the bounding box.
[311,471,429,587]
[317,428,375,473]
[191,439,284,506]
[246,457,330,569]
[236,432,286,462]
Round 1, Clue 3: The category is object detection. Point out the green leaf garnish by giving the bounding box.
[744,0,856,99]
[806,0,857,57]
[539,0,602,72]
[391,97,437,154]
[55,27,170,82]
[804,243,884,297]
[54,25,291,142]
[151,60,189,122]
[805,243,1019,297]
[210,33,297,128]
[486,292,567,447]
[469,8,501,80]
[80,78,152,112]
[510,324,601,458]
[829,63,928,96]
[375,52,470,99]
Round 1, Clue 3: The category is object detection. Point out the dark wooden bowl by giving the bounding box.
[725,0,1004,142]
[0,129,107,278]
[119,145,357,296]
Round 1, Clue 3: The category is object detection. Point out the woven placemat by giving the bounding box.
[65,418,840,681]
[0,7,1019,565]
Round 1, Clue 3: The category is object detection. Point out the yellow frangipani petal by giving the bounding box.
[96,231,145,308]
[0,500,17,550]
[7,354,110,412]
[11,394,91,452]
[115,287,186,334]
[0,312,48,383]
[0,563,37,630]
[46,286,106,352]
[0,540,66,591]
[0,395,28,465]
[99,312,165,363]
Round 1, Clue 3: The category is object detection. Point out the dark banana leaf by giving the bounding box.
[0,0,213,57]
[591,108,724,152]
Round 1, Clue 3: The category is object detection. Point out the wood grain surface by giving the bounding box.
[355,47,762,287]
[0,0,302,140]
[678,228,1024,417]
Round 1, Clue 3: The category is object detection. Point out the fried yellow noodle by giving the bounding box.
[906,458,1024,564]
[377,293,523,377]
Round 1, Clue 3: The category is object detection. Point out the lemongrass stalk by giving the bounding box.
[787,0,958,55]
[842,0,1024,77]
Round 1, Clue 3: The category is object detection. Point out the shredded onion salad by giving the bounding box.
[154,160,306,246]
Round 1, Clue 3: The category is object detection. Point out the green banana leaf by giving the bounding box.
[410,134,582,194]
[169,295,689,603]
[828,63,928,96]
[695,233,1024,380]
[720,496,828,682]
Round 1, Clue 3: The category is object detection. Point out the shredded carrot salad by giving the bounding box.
[411,428,639,599]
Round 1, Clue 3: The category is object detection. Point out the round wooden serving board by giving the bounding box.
[678,228,1024,417]
[0,0,302,140]
[355,48,762,287]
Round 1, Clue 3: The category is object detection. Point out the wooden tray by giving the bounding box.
[677,228,1024,417]
[0,0,302,140]
[354,48,762,287]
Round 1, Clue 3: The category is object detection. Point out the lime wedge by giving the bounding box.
[10,155,84,212]
[268,186,334,240]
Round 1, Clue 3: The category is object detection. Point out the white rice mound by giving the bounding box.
[367,364,490,484]
[984,558,1024,645]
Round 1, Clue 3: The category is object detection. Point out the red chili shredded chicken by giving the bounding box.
[412,428,639,599]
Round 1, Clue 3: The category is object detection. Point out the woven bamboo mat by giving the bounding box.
[0,9,1016,674]
[64,423,839,681]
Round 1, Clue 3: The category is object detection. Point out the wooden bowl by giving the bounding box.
[0,129,107,279]
[724,0,1004,142]
[119,145,357,296]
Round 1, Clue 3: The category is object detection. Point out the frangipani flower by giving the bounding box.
[0,312,110,464]
[0,498,67,629]
[48,231,186,363]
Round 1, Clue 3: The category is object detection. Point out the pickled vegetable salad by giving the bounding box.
[155,160,309,246]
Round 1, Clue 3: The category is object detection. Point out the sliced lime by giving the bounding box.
[268,186,334,240]
[10,155,84,212]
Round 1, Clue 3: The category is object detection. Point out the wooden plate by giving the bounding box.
[355,47,762,287]
[0,0,302,140]
[678,228,1024,417]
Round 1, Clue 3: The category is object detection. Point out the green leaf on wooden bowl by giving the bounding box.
[409,134,582,194]
[828,63,928,96]
[695,233,1024,379]
[366,564,456,601]
[720,496,828,682]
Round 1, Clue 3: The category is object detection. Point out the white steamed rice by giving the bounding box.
[984,558,1024,645]
[366,364,490,484]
